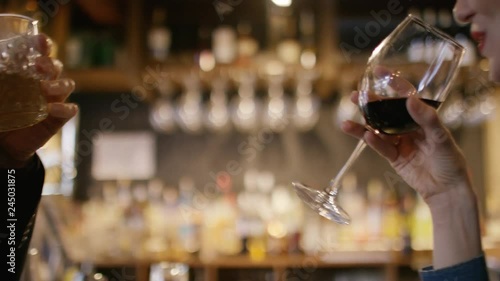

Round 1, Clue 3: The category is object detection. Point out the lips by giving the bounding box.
[471,31,486,53]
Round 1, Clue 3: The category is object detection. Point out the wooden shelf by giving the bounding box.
[59,251,427,269]
[49,0,145,95]
[65,68,138,93]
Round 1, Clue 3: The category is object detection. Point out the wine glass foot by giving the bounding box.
[292,182,351,225]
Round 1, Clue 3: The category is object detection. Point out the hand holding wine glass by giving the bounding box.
[292,15,465,224]
[343,91,473,206]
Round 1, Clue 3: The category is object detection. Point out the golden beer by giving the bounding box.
[0,72,46,131]
[0,14,46,132]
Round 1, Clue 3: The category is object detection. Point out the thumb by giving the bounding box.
[406,96,444,135]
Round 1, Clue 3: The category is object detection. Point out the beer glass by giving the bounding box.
[0,14,47,132]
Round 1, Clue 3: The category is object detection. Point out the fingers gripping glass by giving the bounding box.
[292,15,465,224]
[0,14,47,132]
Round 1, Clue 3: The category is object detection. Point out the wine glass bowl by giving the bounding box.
[293,14,465,224]
[359,15,465,135]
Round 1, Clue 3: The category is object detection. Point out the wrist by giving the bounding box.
[425,181,477,219]
[425,182,483,269]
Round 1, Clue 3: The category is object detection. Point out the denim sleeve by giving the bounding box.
[420,255,489,281]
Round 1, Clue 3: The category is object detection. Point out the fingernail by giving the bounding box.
[49,103,78,119]
[341,120,350,130]
[53,59,63,71]
[42,79,75,93]
[408,96,423,114]
[46,37,53,53]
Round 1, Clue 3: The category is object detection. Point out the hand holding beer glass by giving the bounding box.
[0,14,77,168]
[0,14,51,130]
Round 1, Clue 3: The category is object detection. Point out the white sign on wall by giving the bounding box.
[91,131,156,180]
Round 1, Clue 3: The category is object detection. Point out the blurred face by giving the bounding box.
[454,0,500,82]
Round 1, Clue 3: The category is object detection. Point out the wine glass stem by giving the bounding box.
[327,139,367,195]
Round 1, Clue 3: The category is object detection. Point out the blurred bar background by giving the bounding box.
[2,0,500,280]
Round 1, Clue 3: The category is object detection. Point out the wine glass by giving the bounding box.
[231,72,261,133]
[293,70,320,132]
[176,73,204,134]
[262,75,290,132]
[149,76,176,133]
[293,14,465,224]
[205,76,231,132]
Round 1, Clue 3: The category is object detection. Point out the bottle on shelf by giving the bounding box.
[196,26,216,72]
[410,195,433,250]
[299,9,317,70]
[237,169,265,257]
[212,25,237,65]
[204,76,231,133]
[231,72,261,133]
[200,172,242,259]
[143,179,170,256]
[65,36,84,69]
[437,8,453,29]
[176,74,204,134]
[262,75,289,132]
[147,7,172,62]
[381,186,403,250]
[365,178,384,245]
[300,211,322,255]
[73,262,108,281]
[236,21,259,66]
[292,72,320,132]
[400,191,416,255]
[337,173,366,248]
[176,177,201,257]
[246,220,267,261]
[268,0,301,65]
[276,26,301,65]
[270,184,303,255]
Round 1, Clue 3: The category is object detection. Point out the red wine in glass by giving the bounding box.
[361,97,442,135]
